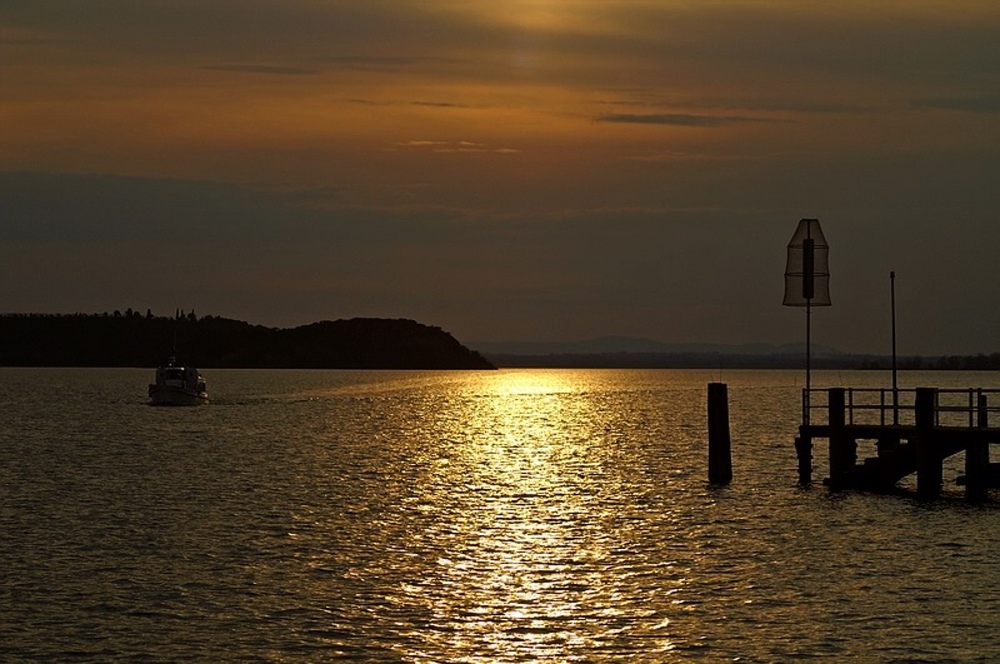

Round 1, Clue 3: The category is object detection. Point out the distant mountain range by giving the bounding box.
[468,336,843,358]
[468,336,1000,370]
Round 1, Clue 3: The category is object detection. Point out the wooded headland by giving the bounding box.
[0,312,495,370]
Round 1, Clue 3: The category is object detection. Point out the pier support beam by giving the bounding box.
[827,388,855,488]
[795,433,812,485]
[875,433,903,491]
[965,392,990,502]
[708,382,733,484]
[915,387,941,499]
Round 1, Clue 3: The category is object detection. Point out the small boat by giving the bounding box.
[148,357,209,406]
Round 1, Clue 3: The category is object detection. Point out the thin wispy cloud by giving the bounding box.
[596,96,868,115]
[913,95,1000,115]
[0,26,75,46]
[398,141,452,148]
[318,55,461,70]
[390,141,520,154]
[199,64,319,76]
[409,101,469,109]
[337,99,473,109]
[623,151,752,162]
[595,113,777,127]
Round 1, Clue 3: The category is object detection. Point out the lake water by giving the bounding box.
[2,367,999,662]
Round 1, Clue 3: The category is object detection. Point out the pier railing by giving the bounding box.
[803,387,1000,428]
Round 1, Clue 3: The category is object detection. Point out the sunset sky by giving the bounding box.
[2,1,999,354]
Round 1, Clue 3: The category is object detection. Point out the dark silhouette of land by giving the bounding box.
[3,311,996,370]
[0,311,495,369]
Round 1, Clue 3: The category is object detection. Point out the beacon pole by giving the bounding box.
[891,270,898,425]
[783,218,830,431]
[803,235,814,425]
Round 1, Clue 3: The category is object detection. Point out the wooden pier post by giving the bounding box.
[795,434,812,485]
[965,392,990,501]
[827,388,854,488]
[875,432,903,491]
[915,387,941,499]
[708,382,733,484]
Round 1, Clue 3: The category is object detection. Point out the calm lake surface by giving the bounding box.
[2,368,999,662]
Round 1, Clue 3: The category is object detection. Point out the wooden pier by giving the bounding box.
[796,387,1000,499]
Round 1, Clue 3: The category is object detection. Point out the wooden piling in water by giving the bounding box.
[827,388,855,488]
[795,434,812,485]
[965,392,991,501]
[707,382,733,484]
[915,387,942,499]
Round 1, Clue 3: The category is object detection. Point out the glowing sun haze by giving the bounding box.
[2,1,999,354]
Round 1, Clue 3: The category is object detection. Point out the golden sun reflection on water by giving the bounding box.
[395,370,680,660]
[15,370,1000,660]
[489,370,577,396]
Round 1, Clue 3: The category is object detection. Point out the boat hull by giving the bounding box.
[148,384,209,406]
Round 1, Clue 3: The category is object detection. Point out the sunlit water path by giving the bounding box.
[2,368,999,661]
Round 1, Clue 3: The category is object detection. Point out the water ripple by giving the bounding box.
[2,368,1000,661]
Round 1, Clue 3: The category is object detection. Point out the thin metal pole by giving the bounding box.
[891,270,898,425]
[804,223,813,426]
[806,299,811,425]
